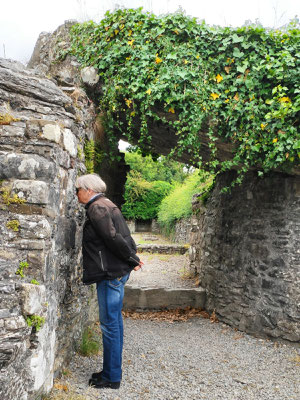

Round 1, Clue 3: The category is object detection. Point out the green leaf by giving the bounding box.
[236,63,248,73]
[232,34,243,43]
[233,47,245,58]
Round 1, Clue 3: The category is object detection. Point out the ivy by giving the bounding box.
[68,8,300,184]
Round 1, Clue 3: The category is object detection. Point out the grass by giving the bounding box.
[78,323,102,357]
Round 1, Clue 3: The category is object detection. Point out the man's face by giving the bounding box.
[76,188,94,204]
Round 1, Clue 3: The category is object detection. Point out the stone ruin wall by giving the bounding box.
[0,55,98,400]
[189,171,300,343]
[0,19,299,400]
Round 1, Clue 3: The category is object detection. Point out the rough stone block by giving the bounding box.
[12,180,49,204]
[124,286,206,310]
[63,129,77,157]
[6,239,45,250]
[42,123,61,143]
[80,66,99,86]
[17,215,52,240]
[4,316,27,331]
[0,283,15,294]
[0,124,25,137]
[0,152,56,180]
[19,283,46,315]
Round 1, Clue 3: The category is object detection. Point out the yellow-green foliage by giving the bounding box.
[1,188,26,205]
[16,261,29,278]
[84,139,95,173]
[30,279,40,285]
[79,324,101,356]
[6,219,20,232]
[26,314,45,331]
[158,170,213,231]
[77,145,83,160]
[0,113,19,125]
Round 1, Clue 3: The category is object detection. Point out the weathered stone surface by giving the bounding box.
[137,243,188,254]
[19,283,46,315]
[189,171,300,342]
[41,123,61,143]
[0,123,25,137]
[0,54,98,400]
[80,66,99,86]
[124,286,206,310]
[63,128,77,157]
[12,180,50,204]
[0,152,56,180]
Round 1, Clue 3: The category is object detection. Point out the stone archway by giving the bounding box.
[0,20,299,400]
[28,22,299,343]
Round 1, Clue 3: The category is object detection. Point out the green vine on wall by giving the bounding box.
[84,139,106,173]
[67,8,299,188]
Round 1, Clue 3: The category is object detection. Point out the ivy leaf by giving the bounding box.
[236,63,248,73]
[233,47,245,58]
[232,34,243,43]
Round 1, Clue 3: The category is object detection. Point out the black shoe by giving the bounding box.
[91,371,103,380]
[89,377,120,389]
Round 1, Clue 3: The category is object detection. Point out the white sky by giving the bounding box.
[0,0,299,64]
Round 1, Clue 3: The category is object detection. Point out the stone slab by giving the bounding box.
[137,244,188,255]
[124,285,206,310]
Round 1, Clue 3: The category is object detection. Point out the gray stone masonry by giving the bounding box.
[189,171,300,343]
[0,57,98,400]
[137,244,188,255]
[123,286,206,310]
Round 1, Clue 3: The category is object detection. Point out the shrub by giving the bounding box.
[122,171,171,220]
[157,171,213,231]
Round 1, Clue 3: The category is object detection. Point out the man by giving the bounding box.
[76,173,143,389]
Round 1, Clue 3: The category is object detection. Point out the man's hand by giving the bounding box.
[133,261,144,271]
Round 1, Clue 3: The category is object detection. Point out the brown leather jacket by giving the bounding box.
[82,194,139,284]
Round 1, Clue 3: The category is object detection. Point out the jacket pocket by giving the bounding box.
[98,251,106,271]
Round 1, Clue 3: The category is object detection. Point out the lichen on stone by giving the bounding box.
[1,187,26,206]
[0,113,19,125]
[6,219,20,232]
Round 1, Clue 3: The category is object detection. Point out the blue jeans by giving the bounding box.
[96,273,129,382]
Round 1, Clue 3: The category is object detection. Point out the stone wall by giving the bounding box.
[0,58,98,400]
[173,217,192,244]
[189,171,300,342]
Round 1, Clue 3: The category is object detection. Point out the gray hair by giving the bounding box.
[76,174,106,193]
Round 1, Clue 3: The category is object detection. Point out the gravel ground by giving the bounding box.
[50,316,300,400]
[128,253,196,289]
[48,246,299,400]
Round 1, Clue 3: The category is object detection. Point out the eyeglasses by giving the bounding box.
[76,187,81,194]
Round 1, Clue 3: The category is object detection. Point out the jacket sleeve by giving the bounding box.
[88,204,140,266]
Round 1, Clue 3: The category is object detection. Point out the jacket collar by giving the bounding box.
[85,193,104,209]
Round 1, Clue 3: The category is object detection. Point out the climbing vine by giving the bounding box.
[67,8,299,187]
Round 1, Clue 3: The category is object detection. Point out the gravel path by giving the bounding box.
[50,316,299,400]
[48,246,299,400]
[128,253,196,289]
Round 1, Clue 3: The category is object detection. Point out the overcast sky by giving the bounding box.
[0,0,299,63]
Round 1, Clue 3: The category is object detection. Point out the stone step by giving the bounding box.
[136,244,189,254]
[124,285,206,310]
